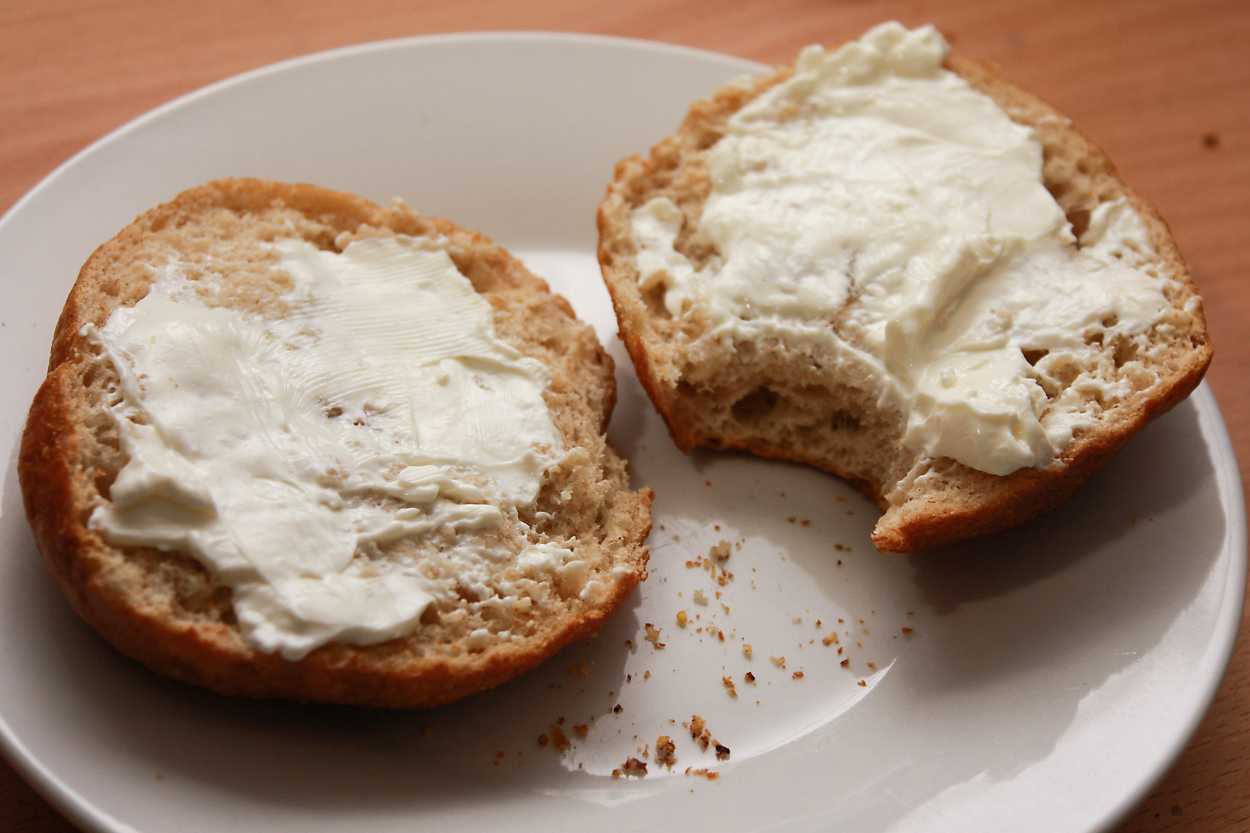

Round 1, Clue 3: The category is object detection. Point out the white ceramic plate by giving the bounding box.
[0,33,1244,833]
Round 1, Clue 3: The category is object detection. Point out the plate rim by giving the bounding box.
[1094,382,1246,832]
[0,29,1244,833]
[0,29,763,233]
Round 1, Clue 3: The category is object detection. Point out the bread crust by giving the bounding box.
[597,50,1211,553]
[21,178,652,707]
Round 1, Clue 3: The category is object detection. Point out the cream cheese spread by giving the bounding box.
[630,22,1171,476]
[87,235,573,659]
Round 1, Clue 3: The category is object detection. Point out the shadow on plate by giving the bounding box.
[908,397,1224,687]
[770,399,1230,831]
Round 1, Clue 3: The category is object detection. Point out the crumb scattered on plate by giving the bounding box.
[656,735,677,768]
[614,757,648,778]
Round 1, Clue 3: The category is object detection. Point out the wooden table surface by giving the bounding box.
[2,0,1246,830]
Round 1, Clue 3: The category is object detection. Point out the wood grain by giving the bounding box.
[1,0,1246,830]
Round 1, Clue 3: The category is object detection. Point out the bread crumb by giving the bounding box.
[676,610,688,628]
[684,767,720,781]
[693,589,709,606]
[620,757,648,777]
[722,676,738,698]
[744,671,756,684]
[644,623,666,649]
[792,671,805,680]
[682,541,735,586]
[742,643,753,659]
[655,735,677,768]
[858,679,867,687]
[770,656,787,669]
[643,670,652,681]
[689,714,711,750]
[901,626,914,636]
[715,743,731,761]
[573,723,589,739]
[549,725,570,752]
[822,632,839,646]
[613,703,623,714]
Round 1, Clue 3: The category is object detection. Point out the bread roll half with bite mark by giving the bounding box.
[597,22,1210,552]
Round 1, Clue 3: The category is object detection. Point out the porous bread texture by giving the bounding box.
[597,53,1211,553]
[20,178,652,707]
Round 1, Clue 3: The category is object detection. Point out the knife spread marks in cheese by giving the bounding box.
[86,235,574,659]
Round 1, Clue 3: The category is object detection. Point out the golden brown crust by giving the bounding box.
[21,178,652,707]
[867,344,1208,551]
[597,47,1211,553]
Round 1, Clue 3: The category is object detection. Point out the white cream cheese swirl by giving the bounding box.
[87,235,572,659]
[631,22,1171,476]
